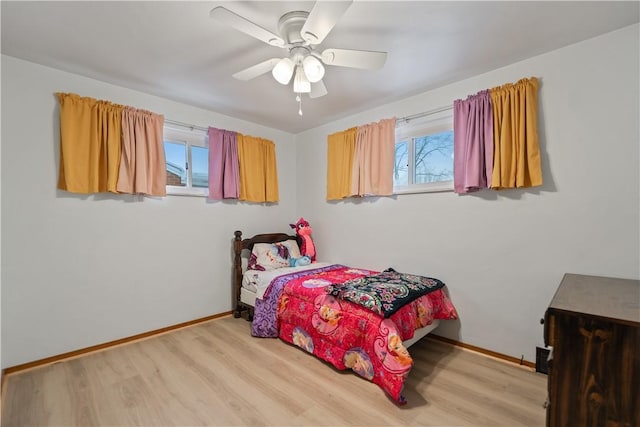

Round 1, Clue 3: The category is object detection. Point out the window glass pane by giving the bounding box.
[164,141,186,186]
[414,130,454,184]
[190,146,209,188]
[394,141,409,187]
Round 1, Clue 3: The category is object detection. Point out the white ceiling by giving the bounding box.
[2,1,638,133]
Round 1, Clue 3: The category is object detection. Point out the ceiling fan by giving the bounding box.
[210,0,387,114]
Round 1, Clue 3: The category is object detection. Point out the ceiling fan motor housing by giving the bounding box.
[278,11,311,46]
[290,46,310,64]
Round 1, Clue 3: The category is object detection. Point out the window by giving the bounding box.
[164,126,209,196]
[394,112,454,194]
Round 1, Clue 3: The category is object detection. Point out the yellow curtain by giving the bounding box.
[56,93,124,193]
[490,77,542,189]
[326,127,356,200]
[116,108,166,196]
[238,134,279,202]
[350,118,396,197]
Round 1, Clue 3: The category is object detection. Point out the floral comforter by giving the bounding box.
[251,264,458,404]
[327,268,446,318]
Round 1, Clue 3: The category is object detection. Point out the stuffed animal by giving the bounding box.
[289,255,311,267]
[290,217,316,262]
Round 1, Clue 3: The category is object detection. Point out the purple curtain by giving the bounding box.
[208,127,240,200]
[453,90,494,194]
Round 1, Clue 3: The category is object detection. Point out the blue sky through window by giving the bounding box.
[165,141,186,184]
[191,146,208,188]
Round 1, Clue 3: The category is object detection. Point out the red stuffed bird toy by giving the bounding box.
[290,217,316,262]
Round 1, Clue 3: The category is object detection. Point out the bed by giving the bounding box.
[232,230,458,404]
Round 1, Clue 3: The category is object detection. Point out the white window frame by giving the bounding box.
[393,112,454,195]
[164,126,209,197]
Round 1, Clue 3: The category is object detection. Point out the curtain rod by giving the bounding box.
[164,119,209,133]
[396,105,453,126]
[165,104,453,133]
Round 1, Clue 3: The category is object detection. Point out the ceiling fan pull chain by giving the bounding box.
[297,93,303,116]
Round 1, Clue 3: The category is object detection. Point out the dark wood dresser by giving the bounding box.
[544,273,640,427]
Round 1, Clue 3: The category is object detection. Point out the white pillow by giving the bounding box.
[281,239,302,259]
[247,240,301,271]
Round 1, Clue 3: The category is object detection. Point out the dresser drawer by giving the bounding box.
[545,274,639,427]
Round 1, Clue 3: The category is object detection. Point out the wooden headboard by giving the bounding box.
[232,230,301,318]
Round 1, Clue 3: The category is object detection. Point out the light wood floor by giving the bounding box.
[2,316,548,426]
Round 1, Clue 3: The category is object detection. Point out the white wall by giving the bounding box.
[1,56,297,368]
[294,24,640,362]
[2,24,638,369]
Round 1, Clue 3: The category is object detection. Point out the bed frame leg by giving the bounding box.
[247,309,254,322]
[233,306,242,318]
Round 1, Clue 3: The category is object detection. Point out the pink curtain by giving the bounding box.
[208,127,239,200]
[116,108,166,196]
[453,90,494,194]
[350,117,396,197]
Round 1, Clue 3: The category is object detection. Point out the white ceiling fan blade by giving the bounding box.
[210,6,285,47]
[232,58,281,81]
[309,80,328,99]
[321,48,387,70]
[300,0,353,45]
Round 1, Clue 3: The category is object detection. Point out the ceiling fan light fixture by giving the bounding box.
[272,57,295,84]
[293,65,311,93]
[302,55,325,83]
